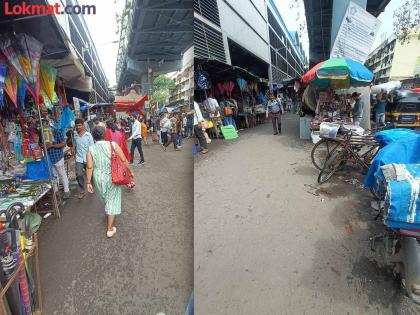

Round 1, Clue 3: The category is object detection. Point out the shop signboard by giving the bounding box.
[330,1,381,64]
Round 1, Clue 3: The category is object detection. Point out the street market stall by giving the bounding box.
[194,58,269,140]
[0,31,79,314]
[301,57,374,143]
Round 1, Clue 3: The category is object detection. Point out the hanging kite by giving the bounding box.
[17,74,27,109]
[40,61,57,102]
[4,63,18,107]
[0,33,43,104]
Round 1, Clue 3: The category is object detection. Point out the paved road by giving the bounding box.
[39,140,193,315]
[194,113,420,315]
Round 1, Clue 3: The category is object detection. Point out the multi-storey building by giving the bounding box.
[365,30,420,84]
[193,0,307,87]
[267,0,308,84]
[168,49,194,105]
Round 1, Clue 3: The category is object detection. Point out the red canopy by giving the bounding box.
[113,95,148,112]
[411,88,420,93]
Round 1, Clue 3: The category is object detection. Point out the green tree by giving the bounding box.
[393,0,420,44]
[151,75,176,105]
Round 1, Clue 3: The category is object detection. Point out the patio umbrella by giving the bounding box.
[301,57,373,89]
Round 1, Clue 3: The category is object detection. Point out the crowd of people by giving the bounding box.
[43,108,200,237]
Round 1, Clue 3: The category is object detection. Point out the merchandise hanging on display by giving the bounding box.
[194,58,270,137]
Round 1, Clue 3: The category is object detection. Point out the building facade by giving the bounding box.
[168,47,194,104]
[54,0,111,103]
[193,0,307,87]
[365,30,420,84]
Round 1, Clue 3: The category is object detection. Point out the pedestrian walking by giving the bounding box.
[141,117,148,145]
[46,119,70,200]
[350,92,364,126]
[193,101,208,154]
[163,115,181,151]
[155,115,162,144]
[186,113,193,137]
[129,114,145,165]
[105,118,130,161]
[375,89,387,127]
[73,118,94,199]
[86,126,134,238]
[160,113,171,145]
[176,113,183,148]
[266,93,284,135]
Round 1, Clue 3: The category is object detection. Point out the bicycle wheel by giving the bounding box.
[318,150,346,184]
[311,139,341,171]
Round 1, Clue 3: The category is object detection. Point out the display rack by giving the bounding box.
[0,234,42,315]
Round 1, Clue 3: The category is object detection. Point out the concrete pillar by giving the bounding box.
[141,73,150,95]
[331,0,367,48]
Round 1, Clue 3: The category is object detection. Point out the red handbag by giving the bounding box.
[110,142,131,185]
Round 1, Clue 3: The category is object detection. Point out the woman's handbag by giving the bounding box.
[110,142,131,185]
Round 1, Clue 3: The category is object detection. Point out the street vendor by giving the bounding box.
[46,114,70,200]
[375,89,387,127]
[350,92,363,126]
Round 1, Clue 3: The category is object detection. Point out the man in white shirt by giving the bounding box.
[193,101,208,154]
[203,97,218,114]
[129,114,145,165]
[160,113,171,145]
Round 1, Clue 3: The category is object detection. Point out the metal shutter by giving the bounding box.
[194,0,221,27]
[194,19,226,63]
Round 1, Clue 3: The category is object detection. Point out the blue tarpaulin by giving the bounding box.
[374,128,418,147]
[365,133,420,190]
[378,164,420,229]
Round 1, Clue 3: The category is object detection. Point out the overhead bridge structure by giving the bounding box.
[116,0,193,92]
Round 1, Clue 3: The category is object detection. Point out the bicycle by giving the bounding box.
[311,124,389,171]
[317,131,380,184]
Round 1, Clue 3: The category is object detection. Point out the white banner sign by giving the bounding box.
[330,1,381,63]
[73,97,80,113]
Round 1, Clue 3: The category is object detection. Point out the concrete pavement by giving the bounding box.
[194,113,420,315]
[38,140,193,315]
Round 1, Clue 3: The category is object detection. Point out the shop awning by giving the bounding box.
[195,58,268,84]
[113,95,148,112]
